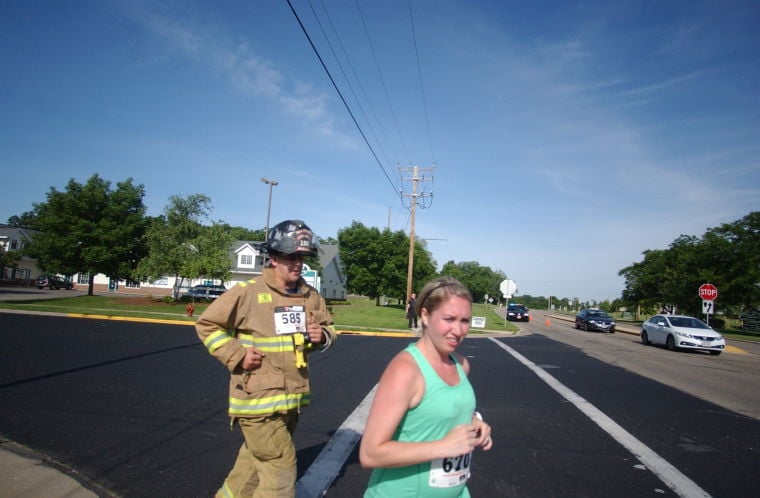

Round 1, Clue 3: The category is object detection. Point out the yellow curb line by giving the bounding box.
[53,315,753,353]
[67,313,194,326]
[336,330,414,337]
[725,345,748,354]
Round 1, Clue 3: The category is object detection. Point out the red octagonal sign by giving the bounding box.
[699,283,718,301]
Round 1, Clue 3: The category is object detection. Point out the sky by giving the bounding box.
[2,0,758,302]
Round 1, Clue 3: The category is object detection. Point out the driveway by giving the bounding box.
[0,286,87,301]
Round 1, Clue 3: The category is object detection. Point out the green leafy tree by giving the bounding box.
[439,261,506,303]
[699,212,760,313]
[135,194,236,298]
[26,175,147,295]
[6,212,38,228]
[0,249,22,270]
[410,238,438,298]
[186,222,237,282]
[619,248,670,313]
[226,225,265,241]
[620,211,759,317]
[338,221,436,303]
[514,294,548,310]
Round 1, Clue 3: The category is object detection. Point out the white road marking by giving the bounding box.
[489,337,711,498]
[296,385,377,498]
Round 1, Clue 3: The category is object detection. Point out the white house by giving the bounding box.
[0,224,347,299]
[12,238,347,300]
[0,224,42,286]
[318,244,346,300]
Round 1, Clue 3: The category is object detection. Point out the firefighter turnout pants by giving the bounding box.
[216,412,300,498]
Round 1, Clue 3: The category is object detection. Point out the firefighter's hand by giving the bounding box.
[306,316,325,344]
[242,347,266,370]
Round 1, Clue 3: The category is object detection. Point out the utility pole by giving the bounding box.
[400,165,435,301]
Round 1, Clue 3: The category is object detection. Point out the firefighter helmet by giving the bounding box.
[266,220,319,256]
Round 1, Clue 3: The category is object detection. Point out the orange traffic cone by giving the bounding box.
[529,314,533,321]
[545,318,551,327]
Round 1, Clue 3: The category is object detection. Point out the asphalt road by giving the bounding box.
[1,312,758,497]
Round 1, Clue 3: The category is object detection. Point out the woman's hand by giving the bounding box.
[441,424,480,457]
[472,414,493,451]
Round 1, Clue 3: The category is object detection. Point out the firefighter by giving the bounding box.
[196,219,336,497]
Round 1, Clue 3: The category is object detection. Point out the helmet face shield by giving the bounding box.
[267,220,319,256]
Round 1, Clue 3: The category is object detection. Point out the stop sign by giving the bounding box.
[698,283,718,301]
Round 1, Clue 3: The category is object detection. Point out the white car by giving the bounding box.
[641,314,725,356]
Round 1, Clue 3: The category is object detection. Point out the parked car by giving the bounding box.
[641,314,725,356]
[183,284,227,300]
[35,275,74,290]
[506,304,530,322]
[575,308,616,333]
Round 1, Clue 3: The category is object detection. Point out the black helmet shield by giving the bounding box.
[266,220,319,256]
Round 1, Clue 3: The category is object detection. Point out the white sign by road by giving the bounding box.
[500,279,517,298]
[702,300,715,315]
[471,316,486,328]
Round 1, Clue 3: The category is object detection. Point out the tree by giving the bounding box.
[0,248,22,271]
[439,261,506,303]
[700,212,760,313]
[320,236,339,245]
[135,194,236,298]
[619,249,671,314]
[338,221,436,303]
[226,225,265,242]
[619,211,760,318]
[6,211,37,228]
[25,175,147,295]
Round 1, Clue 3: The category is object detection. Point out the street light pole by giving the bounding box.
[260,177,278,235]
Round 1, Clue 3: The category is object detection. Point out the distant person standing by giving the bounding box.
[406,292,418,329]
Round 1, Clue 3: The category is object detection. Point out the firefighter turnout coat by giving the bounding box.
[196,267,336,418]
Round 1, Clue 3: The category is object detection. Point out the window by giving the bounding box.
[10,239,18,250]
[152,277,169,285]
[77,273,90,284]
[125,280,141,289]
[240,254,253,266]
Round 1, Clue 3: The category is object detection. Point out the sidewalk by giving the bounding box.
[0,438,98,498]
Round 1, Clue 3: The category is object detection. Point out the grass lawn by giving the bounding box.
[330,297,518,334]
[0,294,519,333]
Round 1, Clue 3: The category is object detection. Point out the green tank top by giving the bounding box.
[364,343,477,498]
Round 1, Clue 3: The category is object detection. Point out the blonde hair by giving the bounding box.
[414,276,472,318]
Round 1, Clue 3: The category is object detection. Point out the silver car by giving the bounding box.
[641,314,725,356]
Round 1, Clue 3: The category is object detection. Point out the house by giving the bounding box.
[318,244,346,300]
[4,232,347,300]
[228,241,345,299]
[0,224,41,286]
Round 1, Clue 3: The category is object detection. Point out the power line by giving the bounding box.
[354,0,411,164]
[285,0,400,199]
[407,0,437,166]
[310,0,398,168]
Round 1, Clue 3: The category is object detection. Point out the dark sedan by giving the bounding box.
[183,284,227,300]
[35,274,74,290]
[575,308,616,333]
[507,304,530,322]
